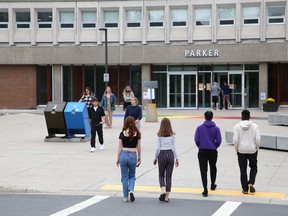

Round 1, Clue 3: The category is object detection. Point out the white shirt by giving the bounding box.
[154,135,179,160]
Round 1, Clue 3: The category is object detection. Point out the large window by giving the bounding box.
[126,10,141,28]
[171,9,187,27]
[16,11,30,29]
[104,11,119,28]
[60,11,74,28]
[242,6,260,24]
[38,12,52,29]
[0,11,8,28]
[149,10,164,27]
[218,7,235,25]
[195,8,211,26]
[268,5,285,24]
[82,11,96,29]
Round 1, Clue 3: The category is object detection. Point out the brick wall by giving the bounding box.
[0,65,37,109]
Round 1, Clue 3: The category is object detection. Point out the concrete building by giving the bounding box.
[0,0,287,109]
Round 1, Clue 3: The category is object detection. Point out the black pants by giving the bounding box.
[158,150,174,192]
[237,152,258,192]
[90,125,103,148]
[198,149,218,190]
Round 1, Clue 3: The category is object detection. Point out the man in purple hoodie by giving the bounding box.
[194,111,222,197]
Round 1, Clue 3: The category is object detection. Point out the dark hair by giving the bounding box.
[241,110,250,120]
[85,87,92,95]
[157,118,175,137]
[122,116,141,140]
[91,97,98,102]
[204,111,213,120]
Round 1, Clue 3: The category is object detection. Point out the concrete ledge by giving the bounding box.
[44,137,90,143]
[268,114,288,125]
[225,131,286,150]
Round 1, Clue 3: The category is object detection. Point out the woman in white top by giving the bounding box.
[153,118,179,202]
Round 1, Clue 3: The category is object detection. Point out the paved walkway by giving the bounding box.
[0,108,287,205]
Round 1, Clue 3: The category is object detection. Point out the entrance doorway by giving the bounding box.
[198,72,211,108]
[168,73,197,108]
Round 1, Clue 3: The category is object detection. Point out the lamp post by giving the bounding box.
[99,28,108,88]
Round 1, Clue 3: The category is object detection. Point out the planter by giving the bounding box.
[263,103,278,112]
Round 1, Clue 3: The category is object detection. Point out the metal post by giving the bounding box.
[99,28,108,88]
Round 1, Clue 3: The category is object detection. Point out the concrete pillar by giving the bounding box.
[141,64,151,109]
[53,65,62,102]
[259,63,268,108]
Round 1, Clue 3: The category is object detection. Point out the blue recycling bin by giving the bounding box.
[44,102,67,138]
[64,102,91,139]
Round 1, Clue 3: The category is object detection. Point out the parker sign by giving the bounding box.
[184,49,219,57]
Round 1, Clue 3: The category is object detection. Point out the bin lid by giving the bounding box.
[64,102,87,113]
[45,102,67,112]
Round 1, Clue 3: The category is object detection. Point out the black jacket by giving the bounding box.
[89,106,105,126]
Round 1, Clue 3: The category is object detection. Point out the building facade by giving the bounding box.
[0,0,287,109]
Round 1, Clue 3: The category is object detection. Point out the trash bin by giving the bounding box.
[44,102,67,138]
[64,102,91,139]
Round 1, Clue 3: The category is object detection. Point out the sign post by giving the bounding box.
[143,81,158,122]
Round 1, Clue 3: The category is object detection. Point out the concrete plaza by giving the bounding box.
[0,108,287,205]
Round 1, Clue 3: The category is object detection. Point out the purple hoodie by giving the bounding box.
[194,120,222,150]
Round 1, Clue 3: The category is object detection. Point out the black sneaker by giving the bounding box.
[249,185,256,193]
[159,193,166,202]
[202,189,208,197]
[129,191,135,202]
[211,184,217,191]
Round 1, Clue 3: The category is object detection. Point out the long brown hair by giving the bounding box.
[157,118,175,137]
[122,116,141,140]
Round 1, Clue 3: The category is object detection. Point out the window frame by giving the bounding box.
[16,11,31,29]
[59,11,75,29]
[218,7,235,26]
[171,8,187,27]
[148,9,164,28]
[37,11,52,29]
[242,5,260,25]
[81,11,97,29]
[126,9,141,28]
[267,5,285,25]
[0,11,8,29]
[104,11,119,29]
[195,8,211,27]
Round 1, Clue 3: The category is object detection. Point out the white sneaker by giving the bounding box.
[123,198,129,202]
[100,145,104,150]
[90,147,96,152]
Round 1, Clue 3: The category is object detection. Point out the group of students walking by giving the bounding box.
[79,86,261,203]
[116,109,260,203]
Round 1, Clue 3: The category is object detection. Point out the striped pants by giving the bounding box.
[158,150,174,192]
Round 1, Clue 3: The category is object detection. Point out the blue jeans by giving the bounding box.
[120,151,137,198]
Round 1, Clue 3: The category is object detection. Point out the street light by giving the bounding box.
[99,28,108,88]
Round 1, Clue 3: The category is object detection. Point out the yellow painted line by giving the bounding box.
[100,185,286,199]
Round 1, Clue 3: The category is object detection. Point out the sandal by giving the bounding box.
[164,199,170,202]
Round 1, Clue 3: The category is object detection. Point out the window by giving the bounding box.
[171,9,187,27]
[195,8,211,26]
[82,11,96,28]
[149,10,164,27]
[126,10,141,28]
[243,6,260,24]
[268,5,285,24]
[16,12,30,29]
[60,11,74,28]
[0,12,8,29]
[104,11,119,28]
[38,12,52,29]
[218,7,235,25]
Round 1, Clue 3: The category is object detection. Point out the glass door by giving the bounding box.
[168,73,197,108]
[184,74,197,108]
[169,74,181,108]
[229,72,244,108]
[198,72,211,108]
